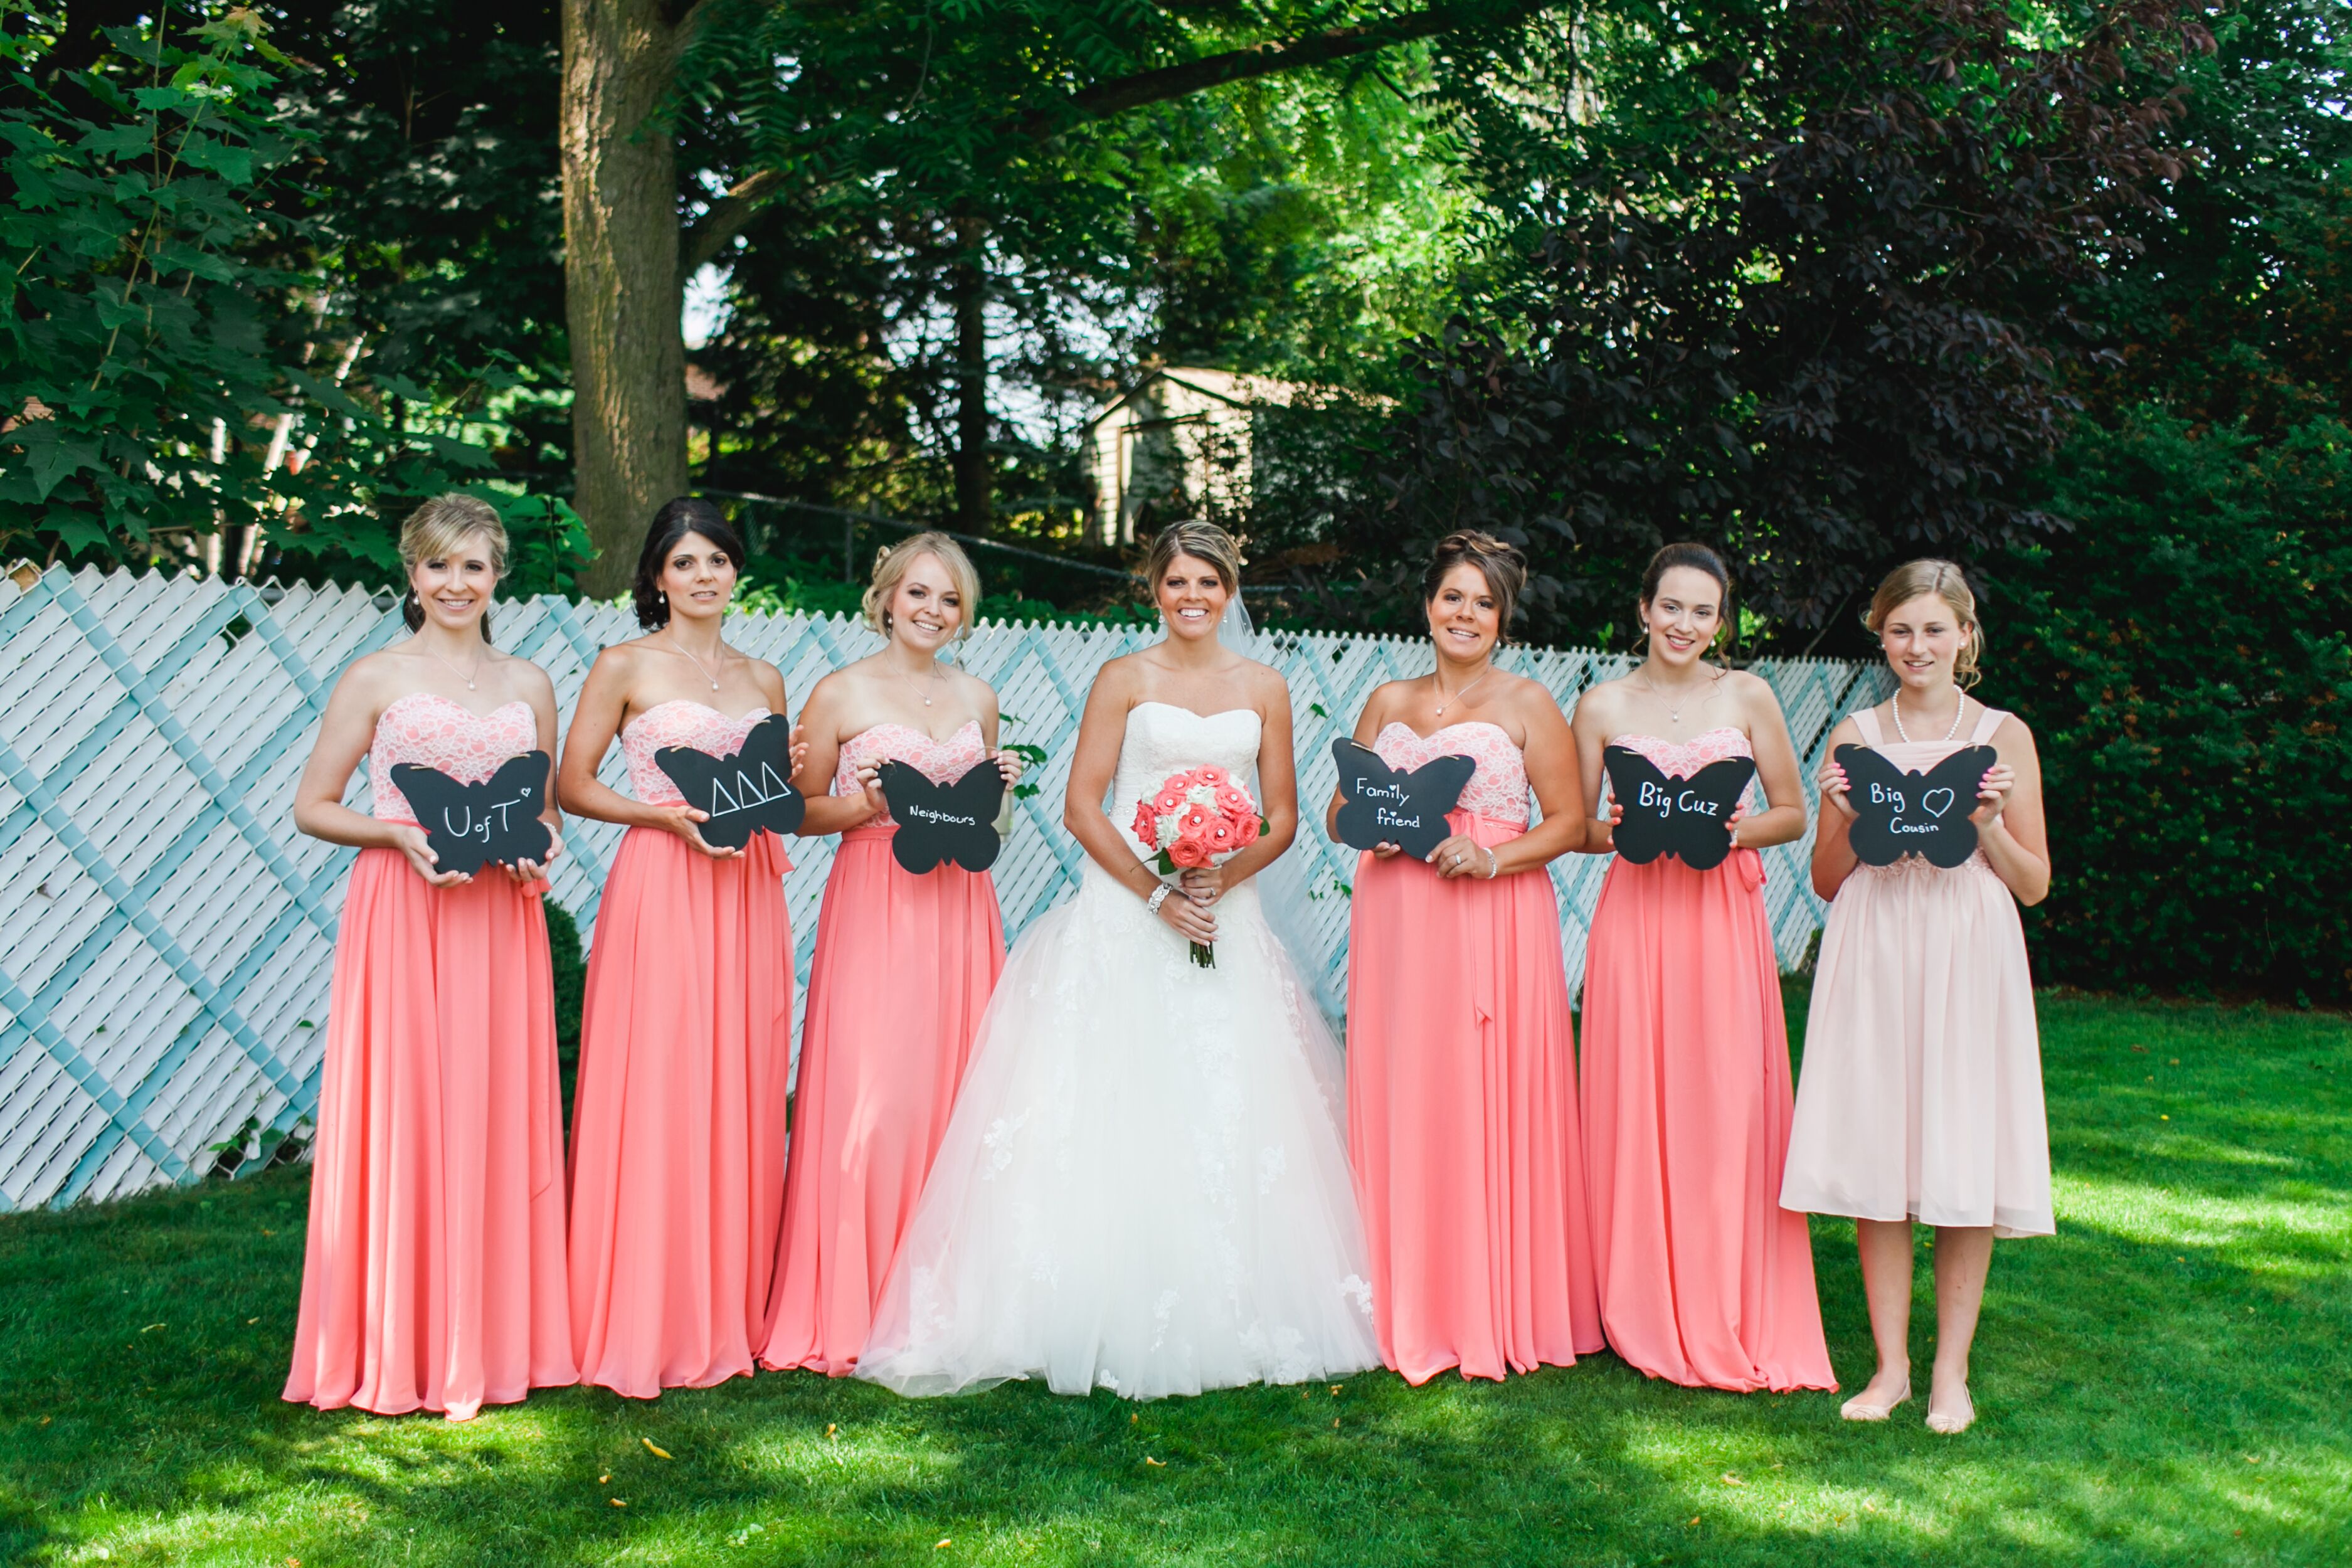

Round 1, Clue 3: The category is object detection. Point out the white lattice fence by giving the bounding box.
[0,565,1890,1212]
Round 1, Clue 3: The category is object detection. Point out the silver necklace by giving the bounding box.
[1433,664,1495,719]
[667,638,724,692]
[419,642,483,691]
[1892,689,1965,743]
[891,656,945,707]
[1636,669,1713,726]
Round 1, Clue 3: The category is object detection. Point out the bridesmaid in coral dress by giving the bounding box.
[1569,542,1835,1394]
[761,532,1022,1376]
[1331,531,1602,1383]
[1783,560,2050,1435]
[285,494,575,1419]
[560,498,800,1398]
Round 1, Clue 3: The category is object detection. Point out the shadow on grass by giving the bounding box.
[1,993,2344,1567]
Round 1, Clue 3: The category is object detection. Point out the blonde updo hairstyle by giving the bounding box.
[862,531,982,640]
[1865,558,1985,689]
[398,493,507,642]
[1142,519,1244,598]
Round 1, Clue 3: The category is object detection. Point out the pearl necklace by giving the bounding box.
[1892,689,1966,743]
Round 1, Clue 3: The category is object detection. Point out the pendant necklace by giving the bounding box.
[1636,669,1712,726]
[893,657,944,707]
[421,644,482,691]
[1892,689,1965,743]
[670,638,723,692]
[1433,665,1494,719]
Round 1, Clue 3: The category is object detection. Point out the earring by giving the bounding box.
[403,588,420,619]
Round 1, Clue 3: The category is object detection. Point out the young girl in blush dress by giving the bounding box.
[560,498,798,1398]
[1782,560,2051,1435]
[1569,543,1835,1394]
[284,494,575,1419]
[760,533,1022,1377]
[1329,531,1602,1384]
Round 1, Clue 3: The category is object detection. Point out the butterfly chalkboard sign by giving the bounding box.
[1603,745,1756,871]
[389,752,556,876]
[1329,739,1476,860]
[654,714,805,850]
[878,760,1005,874]
[1835,744,1998,868]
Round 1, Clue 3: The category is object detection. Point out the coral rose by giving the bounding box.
[1213,784,1254,819]
[1167,835,1211,868]
[1232,813,1261,846]
[1192,765,1231,787]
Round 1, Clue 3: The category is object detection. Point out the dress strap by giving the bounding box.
[1968,701,2008,745]
[1852,706,1887,747]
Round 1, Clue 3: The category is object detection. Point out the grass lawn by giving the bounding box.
[1,988,2346,1566]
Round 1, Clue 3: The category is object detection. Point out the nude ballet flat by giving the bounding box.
[1925,1387,1976,1435]
[1840,1379,1910,1421]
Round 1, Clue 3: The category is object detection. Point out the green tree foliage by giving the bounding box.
[0,6,342,559]
[1985,410,2352,1005]
[1302,0,2210,644]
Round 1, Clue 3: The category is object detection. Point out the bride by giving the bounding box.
[856,521,1380,1399]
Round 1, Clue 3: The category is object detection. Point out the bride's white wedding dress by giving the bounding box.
[857,701,1380,1399]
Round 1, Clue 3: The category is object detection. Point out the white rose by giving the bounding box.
[1185,785,1217,808]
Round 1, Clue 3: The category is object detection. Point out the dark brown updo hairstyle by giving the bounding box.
[1142,518,1243,595]
[633,497,746,630]
[398,493,507,642]
[1420,530,1527,639]
[1638,541,1732,649]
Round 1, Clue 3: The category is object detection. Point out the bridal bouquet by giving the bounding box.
[1130,765,1268,968]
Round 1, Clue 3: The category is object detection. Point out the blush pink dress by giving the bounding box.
[284,692,576,1418]
[1345,722,1604,1382]
[761,721,1005,1375]
[1781,704,2051,1237]
[1578,728,1835,1392]
[566,701,795,1397]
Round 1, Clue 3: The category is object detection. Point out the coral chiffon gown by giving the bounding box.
[1578,728,1835,1392]
[761,721,1005,1375]
[566,701,796,1397]
[1781,703,2052,1237]
[285,693,576,1418]
[1345,721,1603,1382]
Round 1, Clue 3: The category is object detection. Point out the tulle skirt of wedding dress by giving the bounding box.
[856,867,1381,1400]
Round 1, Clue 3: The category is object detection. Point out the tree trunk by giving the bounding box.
[562,0,689,595]
[951,216,990,534]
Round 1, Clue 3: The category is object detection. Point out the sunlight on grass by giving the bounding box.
[3,990,2346,1566]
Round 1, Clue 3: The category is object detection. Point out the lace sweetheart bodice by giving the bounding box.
[619,700,773,806]
[1608,726,1759,812]
[835,720,990,827]
[1372,721,1528,827]
[368,691,537,826]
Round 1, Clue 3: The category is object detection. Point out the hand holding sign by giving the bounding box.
[878,759,1005,874]
[654,714,806,850]
[1835,744,1998,867]
[389,752,556,877]
[1602,744,1756,870]
[1330,739,1476,861]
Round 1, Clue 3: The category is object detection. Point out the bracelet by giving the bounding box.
[1482,845,1499,879]
[1144,884,1172,916]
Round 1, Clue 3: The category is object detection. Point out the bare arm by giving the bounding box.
[1733,673,1809,851]
[1975,718,2052,906]
[1062,661,1165,896]
[1568,683,1621,854]
[1325,682,1401,852]
[1210,667,1298,889]
[509,664,566,884]
[1499,685,1587,871]
[290,661,467,887]
[792,671,887,837]
[1808,714,1866,900]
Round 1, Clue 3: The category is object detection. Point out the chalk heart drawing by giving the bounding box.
[1922,787,1957,818]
